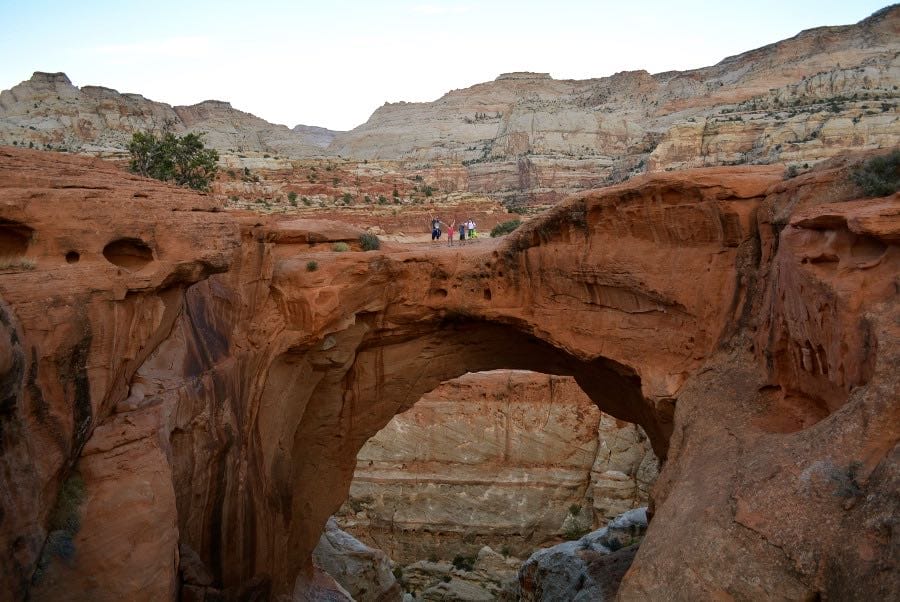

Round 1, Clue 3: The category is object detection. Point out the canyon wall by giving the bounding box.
[336,371,656,562]
[2,8,897,208]
[0,146,896,600]
[0,72,336,156]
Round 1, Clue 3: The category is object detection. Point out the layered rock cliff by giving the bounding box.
[0,146,897,601]
[1,7,897,209]
[336,371,656,563]
[327,6,900,203]
[0,72,337,156]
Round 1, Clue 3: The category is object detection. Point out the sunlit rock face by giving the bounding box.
[0,146,897,601]
[1,9,897,210]
[336,371,656,562]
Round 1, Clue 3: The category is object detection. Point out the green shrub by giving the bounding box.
[852,150,900,197]
[306,260,318,272]
[392,566,403,580]
[784,165,800,179]
[288,191,298,202]
[359,233,381,251]
[377,195,387,205]
[491,219,521,237]
[332,242,350,252]
[128,131,219,191]
[606,538,623,552]
[562,524,590,541]
[568,504,581,517]
[302,197,311,206]
[451,554,475,571]
[342,192,354,204]
[33,473,86,584]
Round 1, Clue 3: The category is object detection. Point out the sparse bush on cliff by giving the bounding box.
[32,473,86,584]
[306,260,318,272]
[451,554,476,571]
[359,232,381,251]
[128,131,219,191]
[288,191,298,202]
[852,150,900,197]
[332,242,350,252]
[491,219,521,237]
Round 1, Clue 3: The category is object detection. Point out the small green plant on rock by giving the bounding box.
[852,150,900,197]
[563,524,591,541]
[491,219,521,237]
[451,554,476,572]
[359,233,381,251]
[32,472,86,584]
[332,242,350,252]
[306,260,318,272]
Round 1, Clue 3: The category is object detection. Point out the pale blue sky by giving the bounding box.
[0,1,891,130]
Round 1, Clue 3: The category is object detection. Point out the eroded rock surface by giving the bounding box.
[312,517,400,602]
[1,8,897,208]
[0,146,896,601]
[337,370,655,562]
[519,508,649,602]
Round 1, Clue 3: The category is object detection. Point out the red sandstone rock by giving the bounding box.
[0,147,896,601]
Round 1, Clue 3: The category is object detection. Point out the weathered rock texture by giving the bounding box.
[327,7,900,203]
[0,146,897,601]
[336,370,655,562]
[519,508,649,602]
[2,8,897,208]
[0,72,336,156]
[312,517,400,602]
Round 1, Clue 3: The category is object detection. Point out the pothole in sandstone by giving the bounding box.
[322,369,659,601]
[0,219,34,269]
[102,237,154,270]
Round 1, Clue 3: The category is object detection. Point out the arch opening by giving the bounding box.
[326,368,659,599]
[174,316,669,598]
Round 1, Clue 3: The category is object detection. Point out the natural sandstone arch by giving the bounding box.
[189,315,662,594]
[4,148,896,601]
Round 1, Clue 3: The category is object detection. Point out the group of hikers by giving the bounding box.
[430,216,478,246]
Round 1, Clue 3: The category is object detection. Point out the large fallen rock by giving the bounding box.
[518,508,648,601]
[312,517,401,602]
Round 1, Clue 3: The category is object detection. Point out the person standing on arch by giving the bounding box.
[447,219,456,246]
[431,215,441,242]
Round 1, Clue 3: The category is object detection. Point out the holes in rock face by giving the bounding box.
[65,251,80,264]
[431,288,448,299]
[850,235,887,265]
[0,220,33,258]
[483,288,492,301]
[102,238,154,270]
[753,384,830,434]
